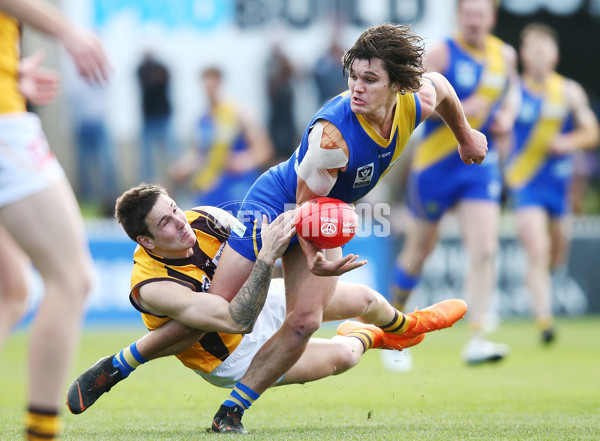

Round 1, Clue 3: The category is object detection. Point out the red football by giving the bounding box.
[294,197,359,249]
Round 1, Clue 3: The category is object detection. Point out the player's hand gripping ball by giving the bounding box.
[294,197,359,249]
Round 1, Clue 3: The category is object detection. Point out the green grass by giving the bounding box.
[2,317,600,440]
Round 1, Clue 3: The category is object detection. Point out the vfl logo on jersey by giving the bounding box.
[353,163,374,188]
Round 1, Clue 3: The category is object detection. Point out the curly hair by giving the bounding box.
[115,183,167,241]
[342,24,426,93]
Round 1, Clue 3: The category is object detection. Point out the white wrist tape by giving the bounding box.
[297,121,348,196]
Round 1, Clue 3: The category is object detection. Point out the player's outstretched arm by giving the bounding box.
[0,0,111,83]
[418,72,488,165]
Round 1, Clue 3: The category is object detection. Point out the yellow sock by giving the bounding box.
[380,309,411,334]
[25,407,61,441]
[536,317,554,331]
[345,328,379,352]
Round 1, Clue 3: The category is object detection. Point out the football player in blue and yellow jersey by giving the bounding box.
[505,24,599,344]
[0,0,110,439]
[391,0,518,366]
[199,23,487,432]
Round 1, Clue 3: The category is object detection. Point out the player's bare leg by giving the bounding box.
[212,244,339,433]
[1,178,93,438]
[457,200,508,364]
[0,224,30,350]
[549,216,570,270]
[245,244,338,389]
[517,207,555,342]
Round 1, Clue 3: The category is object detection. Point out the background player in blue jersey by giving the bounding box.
[504,24,599,344]
[389,0,519,367]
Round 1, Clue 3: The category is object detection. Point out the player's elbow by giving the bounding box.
[236,322,255,334]
[228,315,257,334]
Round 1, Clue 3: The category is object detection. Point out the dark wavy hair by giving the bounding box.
[342,24,426,93]
[115,183,167,241]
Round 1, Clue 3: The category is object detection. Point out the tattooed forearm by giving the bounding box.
[228,259,272,330]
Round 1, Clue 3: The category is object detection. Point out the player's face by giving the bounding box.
[520,32,559,76]
[142,194,196,258]
[348,58,397,115]
[203,73,221,103]
[458,0,496,46]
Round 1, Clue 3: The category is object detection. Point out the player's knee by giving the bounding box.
[470,243,498,266]
[333,350,359,374]
[43,257,94,301]
[284,311,322,341]
[329,338,361,375]
[0,270,29,305]
[0,290,28,325]
[352,284,379,309]
[401,249,429,273]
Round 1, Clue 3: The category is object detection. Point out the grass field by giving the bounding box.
[1,317,599,440]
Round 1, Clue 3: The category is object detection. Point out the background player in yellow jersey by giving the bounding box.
[504,24,599,343]
[388,0,519,368]
[0,0,109,439]
[170,66,273,211]
[66,184,465,430]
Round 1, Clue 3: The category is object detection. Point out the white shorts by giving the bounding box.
[195,278,287,388]
[0,113,65,207]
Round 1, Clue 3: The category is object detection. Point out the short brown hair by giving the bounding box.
[342,24,426,93]
[520,23,559,47]
[115,183,168,241]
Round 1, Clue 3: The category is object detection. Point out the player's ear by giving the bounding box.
[137,235,154,250]
[391,81,404,95]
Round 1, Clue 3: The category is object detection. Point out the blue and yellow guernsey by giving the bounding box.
[192,101,247,192]
[0,12,27,114]
[227,90,421,261]
[129,208,243,374]
[277,90,421,204]
[412,35,509,171]
[505,73,574,190]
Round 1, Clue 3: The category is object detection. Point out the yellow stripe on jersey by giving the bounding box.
[505,74,567,189]
[192,102,240,191]
[130,208,242,373]
[412,35,508,171]
[381,93,418,178]
[0,12,27,113]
